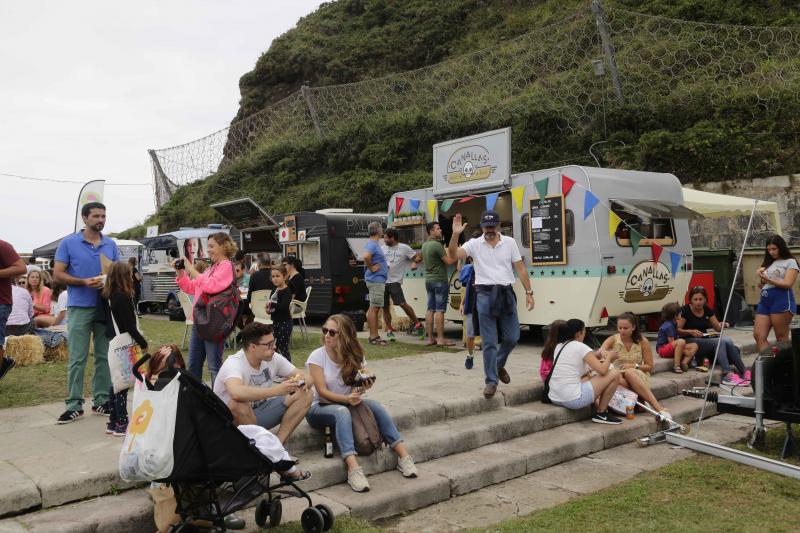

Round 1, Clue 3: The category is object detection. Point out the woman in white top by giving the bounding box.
[547,319,623,425]
[754,234,800,352]
[305,314,417,493]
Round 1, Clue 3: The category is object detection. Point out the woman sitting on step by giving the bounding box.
[547,319,623,425]
[599,312,672,421]
[305,314,418,493]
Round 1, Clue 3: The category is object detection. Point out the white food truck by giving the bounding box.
[388,128,702,329]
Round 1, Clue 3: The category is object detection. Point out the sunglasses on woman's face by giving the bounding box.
[321,327,338,337]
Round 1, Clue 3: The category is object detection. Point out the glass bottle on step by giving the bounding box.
[324,426,334,458]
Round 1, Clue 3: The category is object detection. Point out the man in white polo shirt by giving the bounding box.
[448,210,534,399]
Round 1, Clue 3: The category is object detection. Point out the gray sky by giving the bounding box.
[0,0,323,252]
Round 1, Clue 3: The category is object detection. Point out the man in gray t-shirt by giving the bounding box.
[381,228,423,340]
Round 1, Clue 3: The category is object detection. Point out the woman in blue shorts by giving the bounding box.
[754,235,799,352]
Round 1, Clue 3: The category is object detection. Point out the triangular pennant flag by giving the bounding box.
[670,251,682,278]
[511,186,524,211]
[630,230,642,255]
[561,174,575,197]
[395,196,404,215]
[584,190,600,219]
[608,210,622,239]
[458,195,476,204]
[409,199,420,212]
[427,199,437,221]
[535,177,549,200]
[441,199,454,212]
[388,211,394,224]
[486,192,499,211]
[651,243,663,264]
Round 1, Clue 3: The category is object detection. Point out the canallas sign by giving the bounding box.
[433,127,510,197]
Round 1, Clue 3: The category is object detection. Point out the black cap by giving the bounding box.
[480,210,501,227]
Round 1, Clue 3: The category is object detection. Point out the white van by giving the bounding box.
[388,165,698,328]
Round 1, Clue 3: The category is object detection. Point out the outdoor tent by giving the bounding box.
[681,187,782,234]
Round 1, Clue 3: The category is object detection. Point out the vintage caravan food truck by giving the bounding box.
[389,128,702,328]
[211,199,387,324]
[138,226,231,314]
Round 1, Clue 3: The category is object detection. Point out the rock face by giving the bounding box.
[688,174,799,249]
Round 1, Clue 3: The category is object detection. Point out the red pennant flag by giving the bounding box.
[395,196,404,214]
[652,243,663,264]
[458,196,477,204]
[562,174,575,197]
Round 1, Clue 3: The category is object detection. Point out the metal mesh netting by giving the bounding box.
[149,2,800,208]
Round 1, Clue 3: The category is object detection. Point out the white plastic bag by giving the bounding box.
[119,374,180,482]
[107,305,144,393]
[608,385,638,415]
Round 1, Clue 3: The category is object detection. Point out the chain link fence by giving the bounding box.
[150,1,800,208]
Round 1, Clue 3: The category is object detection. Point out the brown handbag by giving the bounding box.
[348,402,383,456]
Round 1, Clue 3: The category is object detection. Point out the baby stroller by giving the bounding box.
[131,354,334,532]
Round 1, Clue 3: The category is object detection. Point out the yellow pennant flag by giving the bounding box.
[427,199,437,221]
[609,210,622,240]
[511,186,524,212]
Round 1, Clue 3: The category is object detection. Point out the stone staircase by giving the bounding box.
[0,351,745,532]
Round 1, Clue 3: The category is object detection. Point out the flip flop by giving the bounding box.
[369,337,388,346]
[673,366,684,374]
[423,341,438,346]
[437,341,456,347]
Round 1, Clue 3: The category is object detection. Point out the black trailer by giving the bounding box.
[211,199,386,322]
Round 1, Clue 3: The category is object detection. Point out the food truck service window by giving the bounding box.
[300,239,322,269]
[522,210,574,248]
[611,202,676,247]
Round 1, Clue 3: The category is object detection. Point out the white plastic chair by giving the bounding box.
[250,289,273,325]
[177,291,194,348]
[290,286,312,341]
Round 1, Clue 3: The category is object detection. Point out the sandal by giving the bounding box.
[368,337,388,346]
[282,469,312,482]
[697,365,708,373]
[680,362,689,373]
[673,366,684,374]
[438,341,456,347]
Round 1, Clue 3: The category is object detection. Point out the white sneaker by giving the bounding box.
[397,455,418,478]
[347,466,370,492]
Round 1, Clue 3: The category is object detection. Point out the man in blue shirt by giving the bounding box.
[53,202,120,424]
[362,221,388,345]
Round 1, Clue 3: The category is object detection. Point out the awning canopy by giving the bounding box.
[681,188,782,233]
[346,238,370,260]
[612,199,703,220]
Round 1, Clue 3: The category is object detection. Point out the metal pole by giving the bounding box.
[301,85,323,137]
[591,0,624,105]
[695,199,759,437]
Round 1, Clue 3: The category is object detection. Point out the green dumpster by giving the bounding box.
[693,248,736,293]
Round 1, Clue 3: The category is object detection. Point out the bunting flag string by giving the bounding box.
[458,195,477,204]
[630,230,642,255]
[486,192,499,211]
[511,186,524,211]
[670,251,682,278]
[395,196,404,215]
[409,198,420,212]
[441,199,454,212]
[427,199,437,221]
[584,190,599,219]
[561,174,575,197]
[534,177,549,201]
[608,210,622,240]
[651,242,663,264]
[388,211,394,224]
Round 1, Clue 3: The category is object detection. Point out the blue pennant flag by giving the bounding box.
[583,190,599,219]
[409,199,420,212]
[670,251,682,278]
[486,192,499,211]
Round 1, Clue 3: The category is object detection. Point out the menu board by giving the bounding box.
[530,195,567,265]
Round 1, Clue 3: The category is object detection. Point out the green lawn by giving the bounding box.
[0,318,454,409]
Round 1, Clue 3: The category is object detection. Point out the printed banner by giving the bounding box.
[74,180,105,233]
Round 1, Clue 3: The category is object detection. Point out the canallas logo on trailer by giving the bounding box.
[619,261,674,303]
[445,145,496,184]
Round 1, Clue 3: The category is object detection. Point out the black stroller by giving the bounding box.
[132,354,334,532]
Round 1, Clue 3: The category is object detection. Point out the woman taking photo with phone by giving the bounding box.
[753,234,799,352]
[305,314,417,493]
[173,232,237,387]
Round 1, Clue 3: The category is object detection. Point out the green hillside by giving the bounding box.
[122,0,800,237]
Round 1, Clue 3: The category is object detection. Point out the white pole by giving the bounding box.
[695,199,758,437]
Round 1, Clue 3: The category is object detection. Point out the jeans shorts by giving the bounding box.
[0,304,11,346]
[253,396,288,430]
[384,282,406,306]
[552,381,595,410]
[365,281,385,308]
[757,287,796,315]
[426,281,449,312]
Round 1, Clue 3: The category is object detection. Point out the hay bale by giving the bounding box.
[5,335,45,367]
[393,317,412,332]
[44,341,69,362]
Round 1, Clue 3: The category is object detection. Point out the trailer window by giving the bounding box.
[299,240,321,269]
[611,203,676,247]
[521,210,574,248]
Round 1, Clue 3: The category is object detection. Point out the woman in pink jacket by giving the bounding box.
[173,232,237,386]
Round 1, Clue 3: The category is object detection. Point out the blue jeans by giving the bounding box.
[306,399,403,458]
[0,303,11,347]
[188,325,224,387]
[425,281,449,312]
[691,336,746,375]
[476,290,520,385]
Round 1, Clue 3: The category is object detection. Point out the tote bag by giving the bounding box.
[194,262,239,341]
[119,374,180,482]
[608,385,638,415]
[108,302,144,394]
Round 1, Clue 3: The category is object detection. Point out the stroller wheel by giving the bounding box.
[255,499,269,528]
[270,499,282,528]
[301,507,325,533]
[255,498,283,528]
[314,503,334,531]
